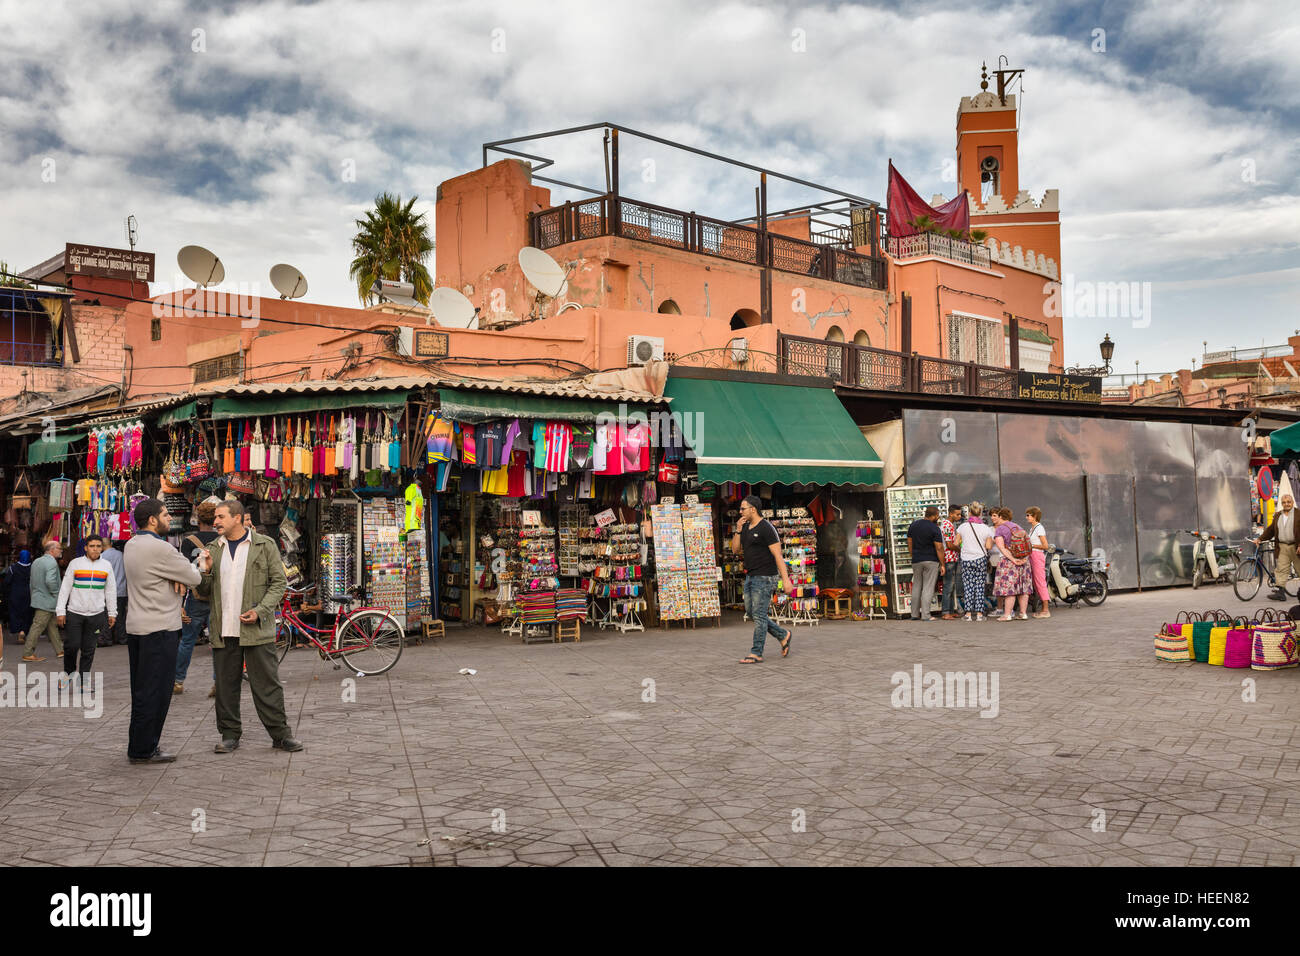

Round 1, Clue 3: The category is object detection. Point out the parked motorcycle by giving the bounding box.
[1182,528,1240,589]
[1047,548,1109,606]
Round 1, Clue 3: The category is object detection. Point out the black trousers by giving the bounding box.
[213,640,290,742]
[64,611,107,674]
[110,596,129,644]
[127,630,180,760]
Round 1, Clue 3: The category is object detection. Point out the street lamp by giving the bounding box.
[1067,333,1115,376]
[1218,386,1228,408]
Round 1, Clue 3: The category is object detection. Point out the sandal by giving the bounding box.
[739,654,763,664]
[22,655,46,663]
[780,630,793,657]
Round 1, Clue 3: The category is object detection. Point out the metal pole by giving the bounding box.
[610,129,620,237]
[760,173,772,325]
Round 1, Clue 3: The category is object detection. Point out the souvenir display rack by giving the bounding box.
[883,483,949,619]
[320,499,360,614]
[558,505,588,577]
[363,498,406,628]
[586,523,645,632]
[650,502,720,624]
[769,508,818,627]
[405,530,431,628]
[856,515,888,620]
[720,504,746,607]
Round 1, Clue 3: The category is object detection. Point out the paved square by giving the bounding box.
[3,586,1298,866]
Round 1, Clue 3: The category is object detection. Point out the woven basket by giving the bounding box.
[1252,623,1299,671]
[1207,626,1230,666]
[1154,631,1191,662]
[1190,621,1215,663]
[1223,628,1253,668]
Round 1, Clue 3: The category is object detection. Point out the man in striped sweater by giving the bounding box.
[55,534,117,684]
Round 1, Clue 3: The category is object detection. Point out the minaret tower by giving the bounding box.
[956,61,1061,271]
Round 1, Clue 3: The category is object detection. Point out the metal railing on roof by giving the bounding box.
[529,194,887,291]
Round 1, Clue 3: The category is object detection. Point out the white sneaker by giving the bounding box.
[963,613,972,621]
[975,614,986,622]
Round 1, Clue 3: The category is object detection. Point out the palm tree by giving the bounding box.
[349,192,434,306]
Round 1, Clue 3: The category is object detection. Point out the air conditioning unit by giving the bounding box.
[627,335,664,366]
[730,337,748,363]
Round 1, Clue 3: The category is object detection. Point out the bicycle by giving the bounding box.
[274,584,405,676]
[1233,540,1300,602]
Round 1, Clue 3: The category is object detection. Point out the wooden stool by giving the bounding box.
[555,620,581,643]
[419,618,445,643]
[821,595,852,620]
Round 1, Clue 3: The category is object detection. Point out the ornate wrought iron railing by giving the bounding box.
[777,332,1026,398]
[886,232,991,269]
[529,194,886,291]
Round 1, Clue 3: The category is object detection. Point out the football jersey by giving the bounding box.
[544,422,572,472]
[569,424,594,471]
[532,421,547,469]
[623,423,651,472]
[478,423,503,467]
[501,419,521,465]
[404,483,425,532]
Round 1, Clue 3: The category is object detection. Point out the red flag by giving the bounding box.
[886,160,970,238]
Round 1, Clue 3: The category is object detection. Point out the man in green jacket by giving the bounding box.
[196,499,303,754]
[23,540,65,662]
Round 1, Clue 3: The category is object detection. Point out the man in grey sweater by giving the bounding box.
[123,499,201,764]
[23,540,65,662]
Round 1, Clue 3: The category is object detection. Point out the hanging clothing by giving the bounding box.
[622,423,650,473]
[544,422,572,472]
[501,419,521,465]
[477,422,502,467]
[596,424,624,476]
[569,424,594,471]
[404,483,425,532]
[507,450,528,497]
[532,421,548,470]
[426,415,456,462]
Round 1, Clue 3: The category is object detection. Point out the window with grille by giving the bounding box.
[946,313,1005,366]
[151,317,161,341]
[193,353,240,383]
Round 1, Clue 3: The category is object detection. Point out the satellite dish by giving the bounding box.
[269,263,308,300]
[428,288,477,329]
[518,246,568,298]
[177,245,225,287]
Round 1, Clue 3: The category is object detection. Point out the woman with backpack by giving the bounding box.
[956,502,995,622]
[990,507,1032,621]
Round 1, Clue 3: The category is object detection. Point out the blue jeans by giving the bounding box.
[743,574,785,657]
[175,592,211,684]
[941,562,962,614]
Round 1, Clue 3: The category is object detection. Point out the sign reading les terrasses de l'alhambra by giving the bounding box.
[1017,371,1102,403]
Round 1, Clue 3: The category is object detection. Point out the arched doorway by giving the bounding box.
[658,299,681,315]
[825,325,845,342]
[853,330,870,346]
[730,308,760,331]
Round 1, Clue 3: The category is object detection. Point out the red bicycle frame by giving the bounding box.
[278,589,394,655]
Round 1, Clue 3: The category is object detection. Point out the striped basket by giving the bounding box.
[1223,628,1253,668]
[1251,623,1300,671]
[1154,629,1191,662]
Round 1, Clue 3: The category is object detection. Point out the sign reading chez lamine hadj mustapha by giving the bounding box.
[65,243,155,282]
[1017,370,1102,402]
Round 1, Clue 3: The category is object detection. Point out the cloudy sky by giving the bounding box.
[2,0,1296,375]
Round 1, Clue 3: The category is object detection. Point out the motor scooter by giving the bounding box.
[1047,548,1109,606]
[1181,529,1240,589]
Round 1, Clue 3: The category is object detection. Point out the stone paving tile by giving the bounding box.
[5,587,1300,866]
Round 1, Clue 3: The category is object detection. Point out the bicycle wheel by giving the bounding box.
[336,609,404,676]
[1234,559,1262,601]
[274,620,293,663]
[1081,572,1108,606]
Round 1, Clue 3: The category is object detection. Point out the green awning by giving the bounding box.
[663,376,884,486]
[27,433,80,466]
[212,390,408,421]
[437,388,650,424]
[158,400,198,426]
[1271,421,1300,459]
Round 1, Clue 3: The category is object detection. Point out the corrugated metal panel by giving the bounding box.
[203,376,662,404]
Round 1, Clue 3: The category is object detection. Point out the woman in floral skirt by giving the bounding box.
[989,508,1032,621]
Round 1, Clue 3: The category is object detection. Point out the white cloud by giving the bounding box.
[0,0,1295,368]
